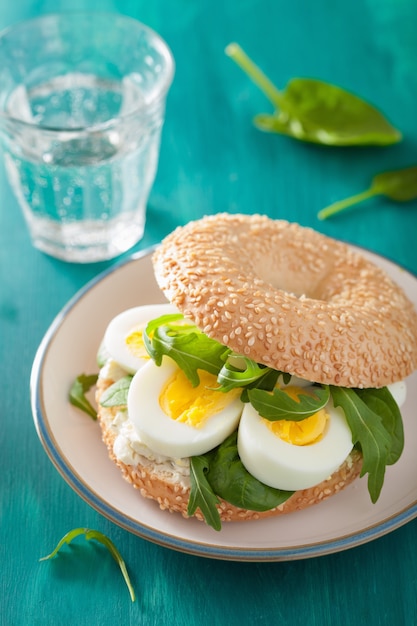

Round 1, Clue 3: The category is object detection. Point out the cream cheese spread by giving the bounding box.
[99,359,191,490]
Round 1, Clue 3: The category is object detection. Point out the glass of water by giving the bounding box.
[0,13,174,262]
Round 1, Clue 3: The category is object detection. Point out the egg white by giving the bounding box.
[103,303,178,374]
[127,357,244,458]
[388,380,407,408]
[237,396,354,491]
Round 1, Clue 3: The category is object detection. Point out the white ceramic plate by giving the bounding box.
[31,246,417,561]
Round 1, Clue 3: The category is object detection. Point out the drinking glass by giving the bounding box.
[0,13,174,262]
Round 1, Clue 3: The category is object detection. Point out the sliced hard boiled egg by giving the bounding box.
[128,358,244,458]
[237,392,354,492]
[103,303,178,374]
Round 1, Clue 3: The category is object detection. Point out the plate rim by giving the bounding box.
[30,244,417,561]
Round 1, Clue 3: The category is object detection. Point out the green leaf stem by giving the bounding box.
[318,165,417,219]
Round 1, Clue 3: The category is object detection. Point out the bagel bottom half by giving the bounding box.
[96,377,363,524]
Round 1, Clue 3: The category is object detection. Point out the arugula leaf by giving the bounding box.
[144,314,230,387]
[143,313,184,361]
[226,43,401,146]
[216,354,277,392]
[239,367,284,402]
[247,385,330,421]
[206,432,293,511]
[99,376,132,407]
[39,527,136,602]
[355,387,404,466]
[330,387,392,502]
[188,455,221,531]
[318,165,417,219]
[69,374,98,419]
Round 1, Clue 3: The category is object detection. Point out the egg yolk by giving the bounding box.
[159,368,241,428]
[125,327,150,360]
[265,385,329,446]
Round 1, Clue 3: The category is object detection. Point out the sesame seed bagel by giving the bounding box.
[96,376,363,523]
[153,213,417,388]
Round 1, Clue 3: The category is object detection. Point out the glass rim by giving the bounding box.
[0,11,175,133]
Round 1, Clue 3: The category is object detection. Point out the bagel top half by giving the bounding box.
[153,213,417,389]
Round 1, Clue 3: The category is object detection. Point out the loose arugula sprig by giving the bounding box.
[69,374,98,419]
[225,42,401,146]
[318,164,417,220]
[40,528,136,602]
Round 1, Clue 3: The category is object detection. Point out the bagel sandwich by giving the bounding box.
[95,214,417,530]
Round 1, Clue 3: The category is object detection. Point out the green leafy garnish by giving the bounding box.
[99,376,133,407]
[318,165,417,219]
[144,314,230,387]
[206,432,294,512]
[247,385,330,421]
[69,374,98,419]
[188,455,221,531]
[188,433,294,529]
[216,354,278,392]
[330,387,397,503]
[39,528,136,602]
[354,387,404,466]
[225,42,401,146]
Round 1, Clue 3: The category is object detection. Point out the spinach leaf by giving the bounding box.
[40,527,136,602]
[99,376,132,407]
[330,386,393,503]
[318,165,417,219]
[206,432,293,512]
[188,455,221,531]
[226,43,401,146]
[144,314,230,387]
[69,373,98,419]
[247,385,330,421]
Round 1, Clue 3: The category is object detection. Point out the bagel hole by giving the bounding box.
[259,270,324,300]
[251,251,341,302]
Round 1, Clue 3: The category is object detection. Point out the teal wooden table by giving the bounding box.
[2,0,417,624]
